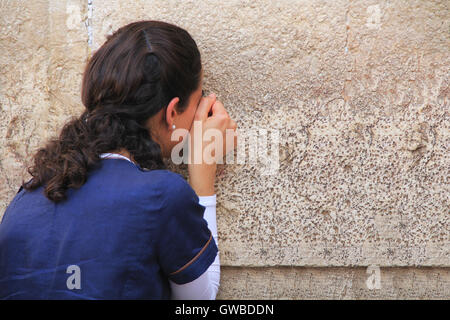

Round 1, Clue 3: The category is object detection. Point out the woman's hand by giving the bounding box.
[188,93,237,196]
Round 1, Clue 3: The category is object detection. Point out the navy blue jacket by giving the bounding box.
[0,159,217,299]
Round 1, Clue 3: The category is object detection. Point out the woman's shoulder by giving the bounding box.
[145,169,185,181]
[140,168,185,185]
[98,159,190,191]
[120,166,194,199]
[89,160,194,200]
[147,169,196,199]
[90,165,198,215]
[138,169,200,219]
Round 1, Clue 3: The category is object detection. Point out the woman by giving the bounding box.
[0,20,236,299]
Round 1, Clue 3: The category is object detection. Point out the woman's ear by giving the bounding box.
[165,97,180,129]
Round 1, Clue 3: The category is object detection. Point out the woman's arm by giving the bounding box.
[170,93,235,299]
[169,195,220,299]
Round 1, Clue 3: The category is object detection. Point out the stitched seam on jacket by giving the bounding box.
[169,232,213,276]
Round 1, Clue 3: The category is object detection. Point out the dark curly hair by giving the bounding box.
[22,20,202,202]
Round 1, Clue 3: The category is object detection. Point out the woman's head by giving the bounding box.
[82,20,203,157]
[24,20,203,202]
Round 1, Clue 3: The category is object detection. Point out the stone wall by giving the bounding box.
[0,0,448,299]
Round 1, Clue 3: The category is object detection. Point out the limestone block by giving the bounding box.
[0,0,88,215]
[218,266,450,299]
[92,0,449,267]
[1,0,48,209]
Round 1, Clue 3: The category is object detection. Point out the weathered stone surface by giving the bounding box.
[0,0,448,298]
[0,0,88,214]
[1,0,50,208]
[92,0,449,267]
[218,266,450,299]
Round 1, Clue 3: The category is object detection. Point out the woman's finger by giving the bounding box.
[194,93,216,121]
[229,119,237,130]
[211,99,228,117]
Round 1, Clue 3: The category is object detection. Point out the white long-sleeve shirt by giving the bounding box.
[99,153,220,299]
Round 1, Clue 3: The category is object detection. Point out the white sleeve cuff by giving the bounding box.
[198,194,216,207]
[199,195,217,242]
